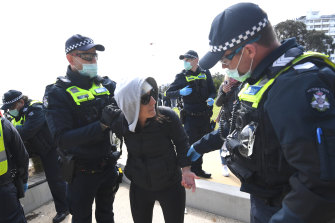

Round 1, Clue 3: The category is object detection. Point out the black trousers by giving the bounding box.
[39,148,68,213]
[0,182,26,223]
[130,182,186,223]
[67,165,118,223]
[184,114,211,172]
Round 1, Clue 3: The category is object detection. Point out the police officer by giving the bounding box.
[166,50,216,178]
[1,90,69,223]
[188,2,335,223]
[43,34,120,223]
[0,116,29,223]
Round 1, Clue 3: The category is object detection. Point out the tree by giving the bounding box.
[212,72,224,92]
[305,30,335,54]
[274,20,307,46]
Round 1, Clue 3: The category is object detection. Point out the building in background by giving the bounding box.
[297,11,335,61]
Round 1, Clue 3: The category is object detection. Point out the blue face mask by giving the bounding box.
[184,61,192,70]
[226,48,253,82]
[78,63,98,78]
[8,109,19,117]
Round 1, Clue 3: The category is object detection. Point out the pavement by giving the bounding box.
[25,150,245,223]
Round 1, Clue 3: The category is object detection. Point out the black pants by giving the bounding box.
[130,182,185,223]
[39,148,68,213]
[0,182,27,223]
[184,114,211,172]
[67,165,118,223]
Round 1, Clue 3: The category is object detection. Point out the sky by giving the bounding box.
[0,0,334,100]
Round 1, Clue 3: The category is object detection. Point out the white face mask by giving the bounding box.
[226,47,253,82]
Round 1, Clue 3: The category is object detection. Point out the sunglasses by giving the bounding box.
[73,53,98,62]
[141,89,156,105]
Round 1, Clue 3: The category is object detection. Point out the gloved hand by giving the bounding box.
[23,183,28,193]
[179,86,192,96]
[207,98,214,106]
[101,105,121,128]
[187,145,201,162]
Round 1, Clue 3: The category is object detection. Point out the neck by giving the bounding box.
[191,65,198,72]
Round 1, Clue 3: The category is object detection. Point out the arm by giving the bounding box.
[206,71,217,99]
[267,68,335,223]
[16,105,45,141]
[165,73,187,99]
[3,119,29,183]
[44,85,106,149]
[192,129,224,154]
[215,83,226,107]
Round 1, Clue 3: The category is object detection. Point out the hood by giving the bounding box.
[114,77,158,132]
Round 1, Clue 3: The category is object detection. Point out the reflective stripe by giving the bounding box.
[239,52,335,108]
[66,83,110,105]
[185,73,207,82]
[0,119,8,176]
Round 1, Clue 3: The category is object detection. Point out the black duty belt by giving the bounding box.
[184,110,209,117]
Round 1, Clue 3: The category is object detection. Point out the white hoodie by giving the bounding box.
[114,77,157,132]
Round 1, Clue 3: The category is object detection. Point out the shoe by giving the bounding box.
[194,169,211,178]
[53,211,69,223]
[222,165,230,177]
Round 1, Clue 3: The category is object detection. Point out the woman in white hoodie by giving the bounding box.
[103,77,197,223]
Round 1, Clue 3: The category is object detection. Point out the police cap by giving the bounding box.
[199,2,268,69]
[65,34,105,54]
[179,50,199,60]
[1,90,23,110]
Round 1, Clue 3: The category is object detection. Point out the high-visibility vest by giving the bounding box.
[66,82,110,105]
[238,52,335,108]
[0,119,8,176]
[11,100,40,127]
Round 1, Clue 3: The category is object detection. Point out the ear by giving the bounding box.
[66,54,73,65]
[244,44,256,59]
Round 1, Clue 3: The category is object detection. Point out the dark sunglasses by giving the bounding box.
[72,53,98,61]
[141,89,156,105]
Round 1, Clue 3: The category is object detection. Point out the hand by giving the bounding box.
[101,105,121,128]
[24,183,28,193]
[179,86,192,96]
[187,145,201,162]
[207,98,214,106]
[181,166,199,192]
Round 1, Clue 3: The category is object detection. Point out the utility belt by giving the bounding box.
[184,109,212,117]
[75,158,111,174]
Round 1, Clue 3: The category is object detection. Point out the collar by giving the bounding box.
[66,65,93,90]
[184,67,202,76]
[247,38,303,85]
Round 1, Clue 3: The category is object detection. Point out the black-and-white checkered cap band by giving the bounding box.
[210,18,268,52]
[184,54,197,59]
[2,94,23,105]
[65,39,94,53]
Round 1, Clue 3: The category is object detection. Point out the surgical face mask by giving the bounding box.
[184,61,192,70]
[8,109,19,117]
[226,48,254,82]
[78,63,98,78]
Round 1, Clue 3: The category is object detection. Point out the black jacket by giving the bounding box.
[113,107,191,191]
[166,67,216,112]
[14,100,54,156]
[0,118,29,185]
[43,66,116,164]
[231,38,335,222]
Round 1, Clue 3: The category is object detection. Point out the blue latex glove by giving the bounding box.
[24,183,28,193]
[180,86,192,96]
[187,145,201,162]
[207,98,214,106]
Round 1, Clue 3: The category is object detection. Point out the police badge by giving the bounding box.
[309,89,330,112]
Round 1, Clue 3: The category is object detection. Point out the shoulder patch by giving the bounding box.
[293,62,315,70]
[27,111,34,116]
[307,88,330,112]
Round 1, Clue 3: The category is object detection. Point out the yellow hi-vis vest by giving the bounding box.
[238,52,335,108]
[0,119,8,176]
[185,73,207,82]
[11,100,40,127]
[66,82,110,105]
